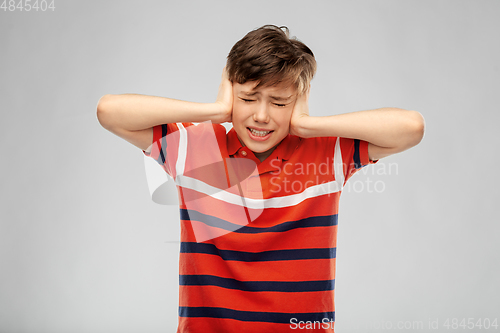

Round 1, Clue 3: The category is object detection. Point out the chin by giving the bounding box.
[245,141,274,153]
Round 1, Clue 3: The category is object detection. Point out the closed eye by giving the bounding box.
[240,98,287,107]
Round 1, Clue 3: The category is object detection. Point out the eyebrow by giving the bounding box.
[240,91,293,101]
[270,95,293,102]
[242,91,259,96]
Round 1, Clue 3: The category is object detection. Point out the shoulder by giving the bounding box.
[292,136,361,162]
[183,123,229,149]
[184,122,227,135]
[285,135,338,162]
[295,135,339,150]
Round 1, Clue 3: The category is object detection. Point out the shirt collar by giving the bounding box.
[227,127,243,156]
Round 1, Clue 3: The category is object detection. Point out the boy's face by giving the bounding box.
[232,81,297,158]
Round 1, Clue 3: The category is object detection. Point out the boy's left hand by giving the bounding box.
[289,86,310,137]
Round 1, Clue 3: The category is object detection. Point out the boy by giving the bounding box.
[97,25,424,332]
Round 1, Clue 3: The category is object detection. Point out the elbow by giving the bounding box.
[96,94,114,129]
[406,110,426,147]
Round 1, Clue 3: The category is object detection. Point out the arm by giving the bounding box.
[289,89,425,161]
[96,68,233,151]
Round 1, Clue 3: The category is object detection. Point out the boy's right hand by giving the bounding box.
[214,67,233,123]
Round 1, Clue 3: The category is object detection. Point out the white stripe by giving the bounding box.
[333,138,345,187]
[175,123,188,176]
[175,138,345,209]
[176,173,343,209]
[176,175,264,208]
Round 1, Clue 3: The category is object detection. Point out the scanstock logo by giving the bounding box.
[143,122,264,242]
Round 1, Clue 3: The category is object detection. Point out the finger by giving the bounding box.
[295,90,307,104]
[304,84,311,97]
[222,66,230,80]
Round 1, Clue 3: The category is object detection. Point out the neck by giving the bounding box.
[253,146,277,162]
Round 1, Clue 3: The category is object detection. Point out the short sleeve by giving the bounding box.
[339,137,377,184]
[142,124,167,162]
[142,122,193,178]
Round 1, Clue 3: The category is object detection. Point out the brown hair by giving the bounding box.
[226,25,316,95]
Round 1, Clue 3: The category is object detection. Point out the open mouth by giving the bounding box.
[247,127,274,141]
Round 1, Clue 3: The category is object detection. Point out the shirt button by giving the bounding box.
[240,150,247,156]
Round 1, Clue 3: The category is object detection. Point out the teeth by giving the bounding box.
[249,128,271,137]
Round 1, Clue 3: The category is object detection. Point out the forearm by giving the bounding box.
[96,93,225,131]
[297,108,425,150]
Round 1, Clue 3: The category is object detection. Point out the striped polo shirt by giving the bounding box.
[144,121,374,332]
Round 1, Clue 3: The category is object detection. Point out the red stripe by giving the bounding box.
[180,254,336,281]
[180,222,337,251]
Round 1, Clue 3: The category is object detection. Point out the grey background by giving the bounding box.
[1,0,499,332]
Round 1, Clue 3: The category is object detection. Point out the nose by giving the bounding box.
[252,101,270,123]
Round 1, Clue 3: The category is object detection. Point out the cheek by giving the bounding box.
[232,107,241,122]
[232,104,251,122]
[231,105,247,129]
[273,109,293,128]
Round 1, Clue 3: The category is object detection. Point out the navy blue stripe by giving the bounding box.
[180,209,337,233]
[353,139,362,169]
[179,306,335,324]
[180,275,334,292]
[181,242,336,262]
[156,124,168,165]
[180,209,241,232]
